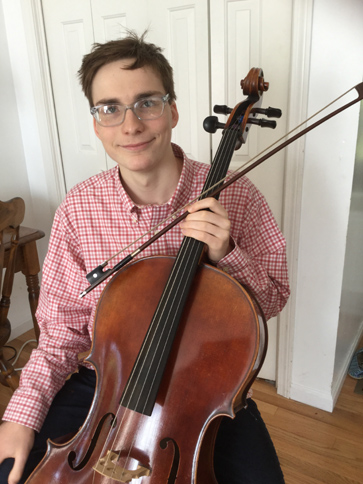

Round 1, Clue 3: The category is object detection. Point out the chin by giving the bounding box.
[118,158,157,174]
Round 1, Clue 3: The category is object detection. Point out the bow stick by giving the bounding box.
[80,81,363,298]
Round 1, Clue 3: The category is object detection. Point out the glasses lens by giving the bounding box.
[97,105,125,126]
[134,97,165,120]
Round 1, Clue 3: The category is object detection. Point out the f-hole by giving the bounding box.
[68,413,115,470]
[160,437,180,484]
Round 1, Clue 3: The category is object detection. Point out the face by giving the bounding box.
[92,59,179,178]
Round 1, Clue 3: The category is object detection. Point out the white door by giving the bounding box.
[41,0,293,381]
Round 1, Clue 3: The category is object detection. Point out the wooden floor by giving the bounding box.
[253,378,363,483]
[1,329,362,483]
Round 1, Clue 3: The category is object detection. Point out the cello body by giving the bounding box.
[26,256,266,483]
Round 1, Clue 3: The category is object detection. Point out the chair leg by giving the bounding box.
[0,348,19,391]
[25,274,41,341]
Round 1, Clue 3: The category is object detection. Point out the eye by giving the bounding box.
[139,98,157,109]
[103,105,121,115]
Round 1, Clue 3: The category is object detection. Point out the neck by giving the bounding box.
[120,155,183,206]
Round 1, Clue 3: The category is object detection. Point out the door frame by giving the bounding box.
[3,0,314,399]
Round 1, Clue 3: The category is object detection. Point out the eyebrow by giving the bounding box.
[94,91,164,106]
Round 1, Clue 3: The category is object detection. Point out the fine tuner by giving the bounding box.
[203,104,282,134]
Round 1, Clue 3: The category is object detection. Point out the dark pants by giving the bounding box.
[0,368,284,483]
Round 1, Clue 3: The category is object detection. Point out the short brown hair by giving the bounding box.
[78,31,176,107]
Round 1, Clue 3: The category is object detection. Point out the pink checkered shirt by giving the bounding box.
[4,144,289,431]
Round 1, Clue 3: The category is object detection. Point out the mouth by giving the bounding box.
[121,139,154,151]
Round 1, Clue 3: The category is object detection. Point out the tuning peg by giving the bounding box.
[247,118,277,129]
[251,107,282,118]
[203,116,226,133]
[213,105,233,115]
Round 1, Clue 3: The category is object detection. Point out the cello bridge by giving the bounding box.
[93,450,151,482]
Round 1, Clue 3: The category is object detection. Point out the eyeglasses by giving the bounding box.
[90,94,170,127]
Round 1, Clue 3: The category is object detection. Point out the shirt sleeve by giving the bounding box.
[217,178,290,321]
[3,207,94,432]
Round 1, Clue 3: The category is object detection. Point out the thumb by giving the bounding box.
[8,454,27,484]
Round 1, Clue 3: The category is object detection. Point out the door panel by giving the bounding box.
[42,0,107,190]
[91,0,148,42]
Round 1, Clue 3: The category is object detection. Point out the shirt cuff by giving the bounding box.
[216,236,249,275]
[2,392,48,433]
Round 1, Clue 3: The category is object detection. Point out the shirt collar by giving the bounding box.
[168,143,195,211]
[112,143,196,214]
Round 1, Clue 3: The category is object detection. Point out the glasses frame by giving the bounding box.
[90,93,170,127]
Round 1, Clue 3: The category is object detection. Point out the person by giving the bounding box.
[0,32,290,484]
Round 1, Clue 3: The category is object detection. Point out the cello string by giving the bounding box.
[97,122,241,478]
[89,140,233,480]
[95,84,357,272]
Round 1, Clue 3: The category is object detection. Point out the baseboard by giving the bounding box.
[290,321,363,412]
[289,382,334,412]
[331,320,363,408]
[9,319,34,341]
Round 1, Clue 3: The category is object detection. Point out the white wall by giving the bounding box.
[0,8,29,209]
[290,0,363,410]
[1,0,66,337]
[0,2,44,337]
[334,106,363,391]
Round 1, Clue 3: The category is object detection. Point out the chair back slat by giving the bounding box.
[0,198,25,231]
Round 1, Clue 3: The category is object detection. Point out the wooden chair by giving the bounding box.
[0,197,26,390]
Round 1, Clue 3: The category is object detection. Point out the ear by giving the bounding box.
[170,101,179,129]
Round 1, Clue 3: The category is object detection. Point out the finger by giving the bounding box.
[187,197,227,216]
[180,223,232,260]
[183,211,231,233]
[181,219,227,239]
[180,225,217,246]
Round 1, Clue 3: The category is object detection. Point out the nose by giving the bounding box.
[121,107,143,134]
